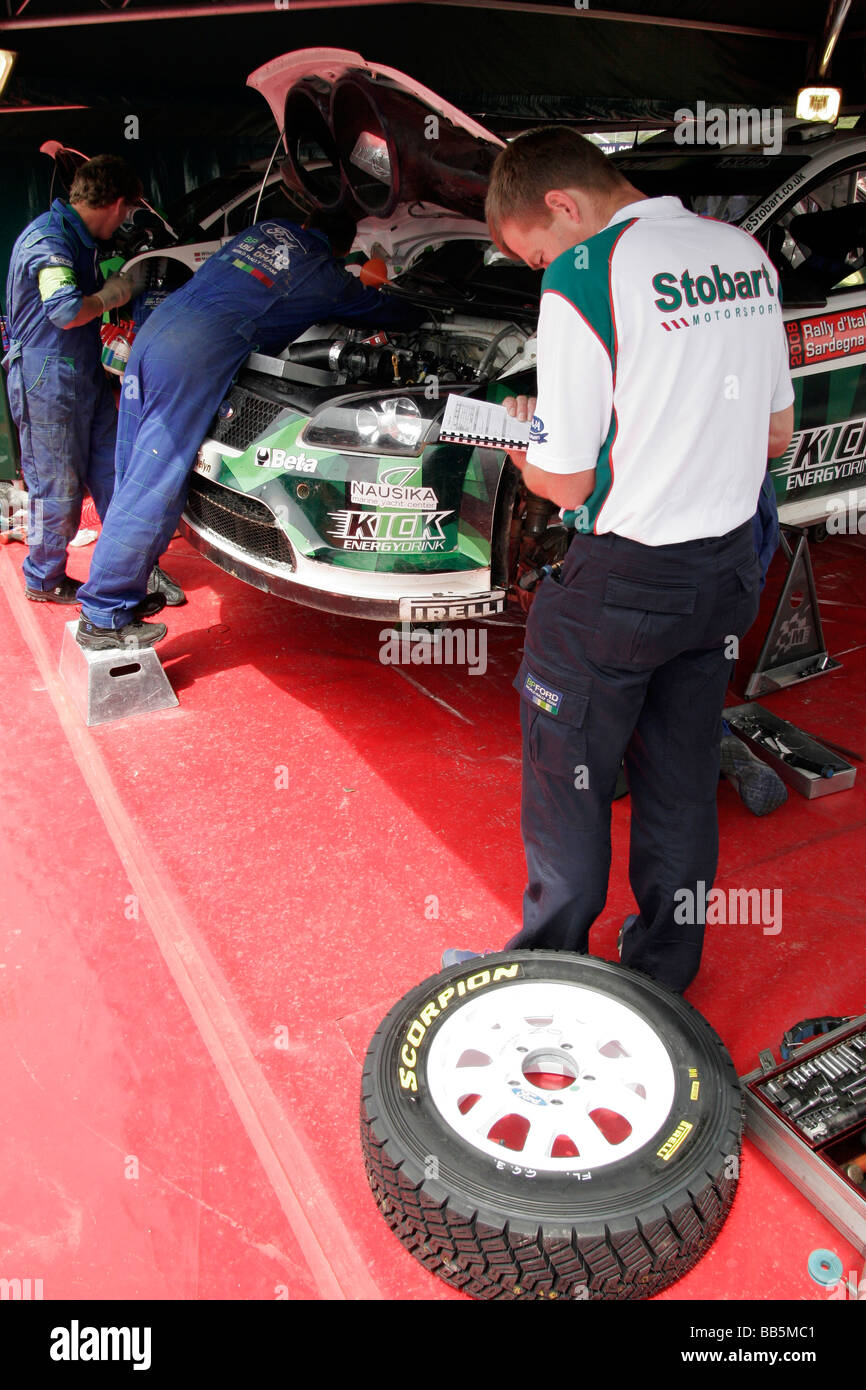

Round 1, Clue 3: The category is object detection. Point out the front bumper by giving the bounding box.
[179,503,506,623]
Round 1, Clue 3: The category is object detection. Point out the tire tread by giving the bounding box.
[361,957,743,1300]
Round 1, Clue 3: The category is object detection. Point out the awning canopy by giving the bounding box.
[0,1,862,135]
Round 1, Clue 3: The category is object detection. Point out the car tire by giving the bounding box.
[361,951,742,1300]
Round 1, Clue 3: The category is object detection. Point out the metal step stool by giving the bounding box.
[60,620,179,726]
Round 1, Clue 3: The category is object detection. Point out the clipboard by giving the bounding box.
[438,393,531,449]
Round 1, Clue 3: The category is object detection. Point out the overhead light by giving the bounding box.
[796,87,841,124]
[0,50,17,99]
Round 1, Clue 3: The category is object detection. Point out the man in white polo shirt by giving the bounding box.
[484,129,793,993]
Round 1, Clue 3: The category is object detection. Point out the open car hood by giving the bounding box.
[247,47,504,221]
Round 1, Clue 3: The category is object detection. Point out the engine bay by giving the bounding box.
[281,316,534,390]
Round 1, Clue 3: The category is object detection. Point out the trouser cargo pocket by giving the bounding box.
[514,656,591,776]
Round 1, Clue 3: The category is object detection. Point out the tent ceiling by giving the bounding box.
[0,1,863,141]
[0,2,851,37]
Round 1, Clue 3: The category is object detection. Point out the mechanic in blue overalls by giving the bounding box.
[2,155,183,606]
[76,213,423,649]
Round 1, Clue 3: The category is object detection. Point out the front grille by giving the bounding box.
[210,385,286,451]
[185,473,295,568]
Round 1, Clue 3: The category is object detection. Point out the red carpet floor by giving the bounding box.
[0,527,864,1301]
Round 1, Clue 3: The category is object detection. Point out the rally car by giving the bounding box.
[121,50,866,621]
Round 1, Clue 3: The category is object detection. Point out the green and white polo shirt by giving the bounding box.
[525,195,794,544]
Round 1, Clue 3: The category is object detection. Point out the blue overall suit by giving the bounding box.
[3,198,117,590]
[77,220,422,630]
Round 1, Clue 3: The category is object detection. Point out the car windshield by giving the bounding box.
[770,166,866,295]
[165,170,266,231]
[613,151,813,222]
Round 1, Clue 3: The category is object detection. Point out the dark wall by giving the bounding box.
[1,6,824,121]
[0,102,274,305]
[0,3,854,297]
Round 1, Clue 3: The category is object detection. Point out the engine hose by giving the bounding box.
[285,340,342,367]
[286,339,397,384]
[477,323,521,377]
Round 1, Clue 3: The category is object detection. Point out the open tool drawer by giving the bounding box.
[742,1014,866,1252]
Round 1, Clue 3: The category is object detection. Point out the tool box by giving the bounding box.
[742,1014,866,1251]
[724,701,857,799]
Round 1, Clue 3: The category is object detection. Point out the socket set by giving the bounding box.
[724,701,856,799]
[757,1032,866,1144]
[742,1015,866,1251]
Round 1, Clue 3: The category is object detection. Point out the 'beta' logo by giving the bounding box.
[255,447,317,472]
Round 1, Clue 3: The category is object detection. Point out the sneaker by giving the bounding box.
[69,528,99,548]
[147,565,186,606]
[132,592,167,620]
[720,734,788,816]
[76,616,167,651]
[617,914,638,959]
[25,577,82,605]
[441,948,489,969]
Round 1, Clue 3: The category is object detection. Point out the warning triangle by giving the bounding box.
[745,528,840,697]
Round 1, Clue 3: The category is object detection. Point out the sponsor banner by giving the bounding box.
[529,413,548,444]
[773,413,866,492]
[259,222,303,251]
[350,465,439,510]
[523,669,563,716]
[657,1120,694,1162]
[254,446,317,472]
[225,225,300,284]
[193,449,221,480]
[785,309,866,370]
[328,507,454,553]
[398,590,506,621]
[652,261,776,314]
[740,171,806,234]
[350,479,438,508]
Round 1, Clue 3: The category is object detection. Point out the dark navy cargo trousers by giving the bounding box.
[506,518,761,993]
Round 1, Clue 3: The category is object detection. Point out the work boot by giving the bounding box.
[720,734,788,816]
[25,576,82,605]
[76,616,167,651]
[147,565,186,606]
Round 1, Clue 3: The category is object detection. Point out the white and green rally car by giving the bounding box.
[123,51,866,621]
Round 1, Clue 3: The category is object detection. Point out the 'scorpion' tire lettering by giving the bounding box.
[361,951,742,1300]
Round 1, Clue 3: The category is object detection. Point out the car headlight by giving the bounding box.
[300,390,442,457]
